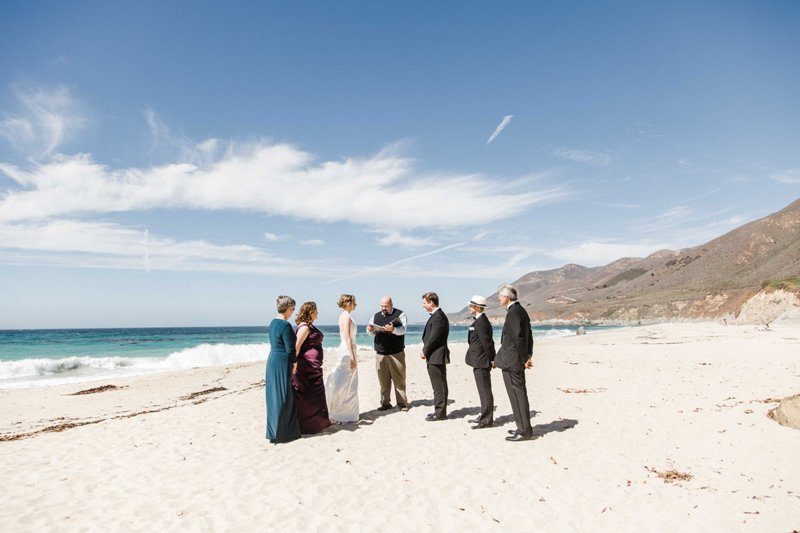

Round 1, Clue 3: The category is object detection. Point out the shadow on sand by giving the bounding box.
[494,411,578,438]
[530,418,579,438]
[311,398,456,436]
[493,409,540,427]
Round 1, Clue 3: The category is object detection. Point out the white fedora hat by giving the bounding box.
[469,295,487,307]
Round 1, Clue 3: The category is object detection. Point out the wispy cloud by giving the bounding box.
[0,84,86,157]
[486,115,513,145]
[0,104,571,280]
[263,232,289,242]
[0,219,340,276]
[372,230,436,248]
[144,107,220,165]
[772,168,800,185]
[631,204,739,236]
[635,123,664,139]
[0,140,565,230]
[547,240,671,266]
[551,147,615,166]
[654,205,692,220]
[325,241,468,284]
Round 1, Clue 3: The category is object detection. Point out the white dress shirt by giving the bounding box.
[366,309,408,336]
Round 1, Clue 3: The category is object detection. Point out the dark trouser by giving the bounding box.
[472,367,494,425]
[502,369,532,436]
[427,363,448,418]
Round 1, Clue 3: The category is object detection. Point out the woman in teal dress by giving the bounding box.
[266,295,302,444]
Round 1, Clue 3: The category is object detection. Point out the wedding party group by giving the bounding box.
[265,284,535,445]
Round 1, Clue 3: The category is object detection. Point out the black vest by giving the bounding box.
[372,308,405,355]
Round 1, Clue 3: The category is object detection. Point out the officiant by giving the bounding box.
[366,296,409,412]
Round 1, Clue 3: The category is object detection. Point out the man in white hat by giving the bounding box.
[465,295,496,429]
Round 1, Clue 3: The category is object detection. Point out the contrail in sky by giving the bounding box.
[486,115,513,145]
[325,241,467,284]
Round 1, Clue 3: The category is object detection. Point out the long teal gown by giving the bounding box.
[266,318,301,443]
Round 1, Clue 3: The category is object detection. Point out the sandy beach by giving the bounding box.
[2,322,799,531]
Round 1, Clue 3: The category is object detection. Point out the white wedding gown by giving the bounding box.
[325,311,359,422]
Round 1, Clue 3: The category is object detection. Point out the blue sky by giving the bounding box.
[1,1,798,327]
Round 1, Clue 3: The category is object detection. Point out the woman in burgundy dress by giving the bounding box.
[293,302,332,434]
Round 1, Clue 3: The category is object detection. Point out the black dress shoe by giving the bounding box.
[505,433,533,442]
[507,429,520,435]
[425,414,447,421]
[377,404,393,411]
[471,423,493,430]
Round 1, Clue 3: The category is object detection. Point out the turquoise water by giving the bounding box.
[0,324,594,388]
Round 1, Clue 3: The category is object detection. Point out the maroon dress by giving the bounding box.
[292,323,331,434]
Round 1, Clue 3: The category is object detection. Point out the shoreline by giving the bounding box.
[0,326,588,390]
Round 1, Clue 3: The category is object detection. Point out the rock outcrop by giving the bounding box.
[768,394,800,431]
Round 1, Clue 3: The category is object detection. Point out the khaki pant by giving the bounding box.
[375,351,408,407]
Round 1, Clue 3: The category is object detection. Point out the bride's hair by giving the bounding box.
[295,301,317,325]
[337,294,356,309]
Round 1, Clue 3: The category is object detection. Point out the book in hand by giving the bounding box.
[369,321,399,332]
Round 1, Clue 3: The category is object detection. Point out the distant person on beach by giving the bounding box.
[420,292,450,421]
[495,284,534,442]
[325,294,360,423]
[292,302,331,435]
[266,295,302,444]
[465,295,495,429]
[366,296,409,412]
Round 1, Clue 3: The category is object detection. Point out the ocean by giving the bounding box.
[0,324,597,389]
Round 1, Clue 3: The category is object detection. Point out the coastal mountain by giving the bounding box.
[454,198,800,324]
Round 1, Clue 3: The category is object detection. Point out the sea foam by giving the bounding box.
[0,342,269,389]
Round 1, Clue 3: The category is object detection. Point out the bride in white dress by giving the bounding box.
[325,294,359,423]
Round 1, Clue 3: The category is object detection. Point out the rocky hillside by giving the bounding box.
[453,198,800,324]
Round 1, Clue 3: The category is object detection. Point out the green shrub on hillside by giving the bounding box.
[761,277,800,291]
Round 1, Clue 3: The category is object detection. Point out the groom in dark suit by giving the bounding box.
[465,294,496,429]
[420,292,450,421]
[494,284,534,441]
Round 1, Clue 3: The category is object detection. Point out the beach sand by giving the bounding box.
[1,323,799,531]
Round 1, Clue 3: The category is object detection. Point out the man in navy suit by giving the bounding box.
[420,291,450,421]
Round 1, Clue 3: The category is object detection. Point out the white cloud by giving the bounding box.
[372,230,435,248]
[263,232,289,242]
[299,239,324,247]
[772,168,800,185]
[547,241,671,267]
[486,115,513,145]
[551,147,615,166]
[0,219,339,276]
[0,142,565,229]
[0,85,85,157]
